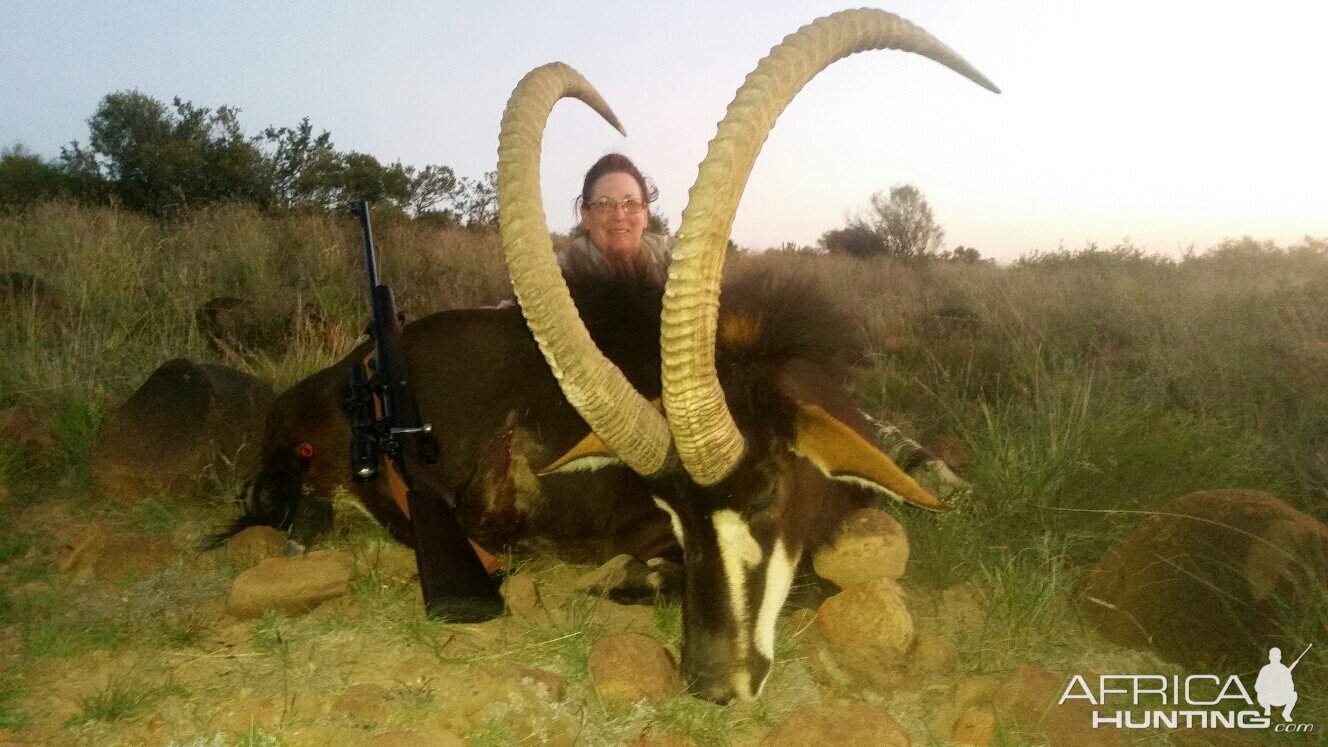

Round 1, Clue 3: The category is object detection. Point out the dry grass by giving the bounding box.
[1,204,1325,743]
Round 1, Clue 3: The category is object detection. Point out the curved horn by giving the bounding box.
[662,9,1000,485]
[498,62,672,476]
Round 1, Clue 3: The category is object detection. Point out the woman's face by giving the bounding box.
[580,171,649,263]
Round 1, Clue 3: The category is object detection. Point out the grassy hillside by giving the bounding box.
[2,203,1324,743]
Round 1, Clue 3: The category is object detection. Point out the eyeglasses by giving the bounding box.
[586,196,647,216]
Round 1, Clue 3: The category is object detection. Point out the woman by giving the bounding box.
[552,153,969,500]
[559,153,674,286]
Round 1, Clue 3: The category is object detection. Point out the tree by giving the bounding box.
[947,245,983,263]
[407,164,459,216]
[258,118,337,209]
[454,171,498,228]
[65,91,270,215]
[0,144,80,206]
[820,184,946,259]
[818,221,884,257]
[866,184,945,259]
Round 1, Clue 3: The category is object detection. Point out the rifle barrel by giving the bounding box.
[1289,643,1313,671]
[353,199,379,292]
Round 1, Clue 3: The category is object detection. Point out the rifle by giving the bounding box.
[346,200,505,622]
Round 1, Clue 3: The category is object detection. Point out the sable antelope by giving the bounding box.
[236,9,997,703]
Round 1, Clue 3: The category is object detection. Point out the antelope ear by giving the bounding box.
[541,431,626,475]
[793,403,949,512]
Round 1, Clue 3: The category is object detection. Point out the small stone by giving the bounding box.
[572,553,635,593]
[501,574,546,621]
[226,525,287,567]
[226,549,354,618]
[951,708,997,746]
[950,676,1000,709]
[813,508,909,585]
[761,704,909,746]
[334,683,387,725]
[518,667,565,701]
[907,631,959,678]
[816,578,913,655]
[361,541,419,582]
[992,665,1061,727]
[587,632,683,705]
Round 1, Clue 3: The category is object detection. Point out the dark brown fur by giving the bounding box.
[230,267,872,560]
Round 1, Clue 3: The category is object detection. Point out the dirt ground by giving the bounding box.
[0,495,891,746]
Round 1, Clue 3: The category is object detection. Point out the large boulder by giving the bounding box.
[1076,489,1328,668]
[90,359,275,500]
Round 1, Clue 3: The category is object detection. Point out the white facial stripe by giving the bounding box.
[712,508,766,692]
[652,497,685,551]
[754,538,798,665]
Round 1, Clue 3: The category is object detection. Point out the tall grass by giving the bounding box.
[1,202,509,491]
[3,204,1325,734]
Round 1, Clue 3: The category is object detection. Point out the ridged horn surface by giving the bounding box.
[662,9,999,485]
[497,62,672,476]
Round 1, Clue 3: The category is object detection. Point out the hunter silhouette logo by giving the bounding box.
[1256,645,1311,722]
[1060,643,1317,732]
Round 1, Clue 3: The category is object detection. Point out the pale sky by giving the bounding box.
[3,1,1325,260]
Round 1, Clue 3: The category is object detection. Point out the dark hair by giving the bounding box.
[576,153,658,213]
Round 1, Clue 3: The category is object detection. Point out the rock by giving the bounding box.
[761,704,910,746]
[816,578,913,655]
[226,549,353,618]
[587,632,683,705]
[912,582,989,639]
[334,683,387,726]
[359,541,419,582]
[950,675,1000,709]
[805,579,916,694]
[924,434,973,472]
[992,666,1061,728]
[501,574,546,621]
[572,553,636,593]
[517,667,565,702]
[1077,489,1328,668]
[89,358,275,501]
[55,523,109,573]
[94,536,175,580]
[951,708,997,746]
[813,508,909,585]
[226,525,287,567]
[906,631,959,678]
[992,666,1122,747]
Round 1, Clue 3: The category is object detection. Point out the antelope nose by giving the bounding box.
[688,675,737,705]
